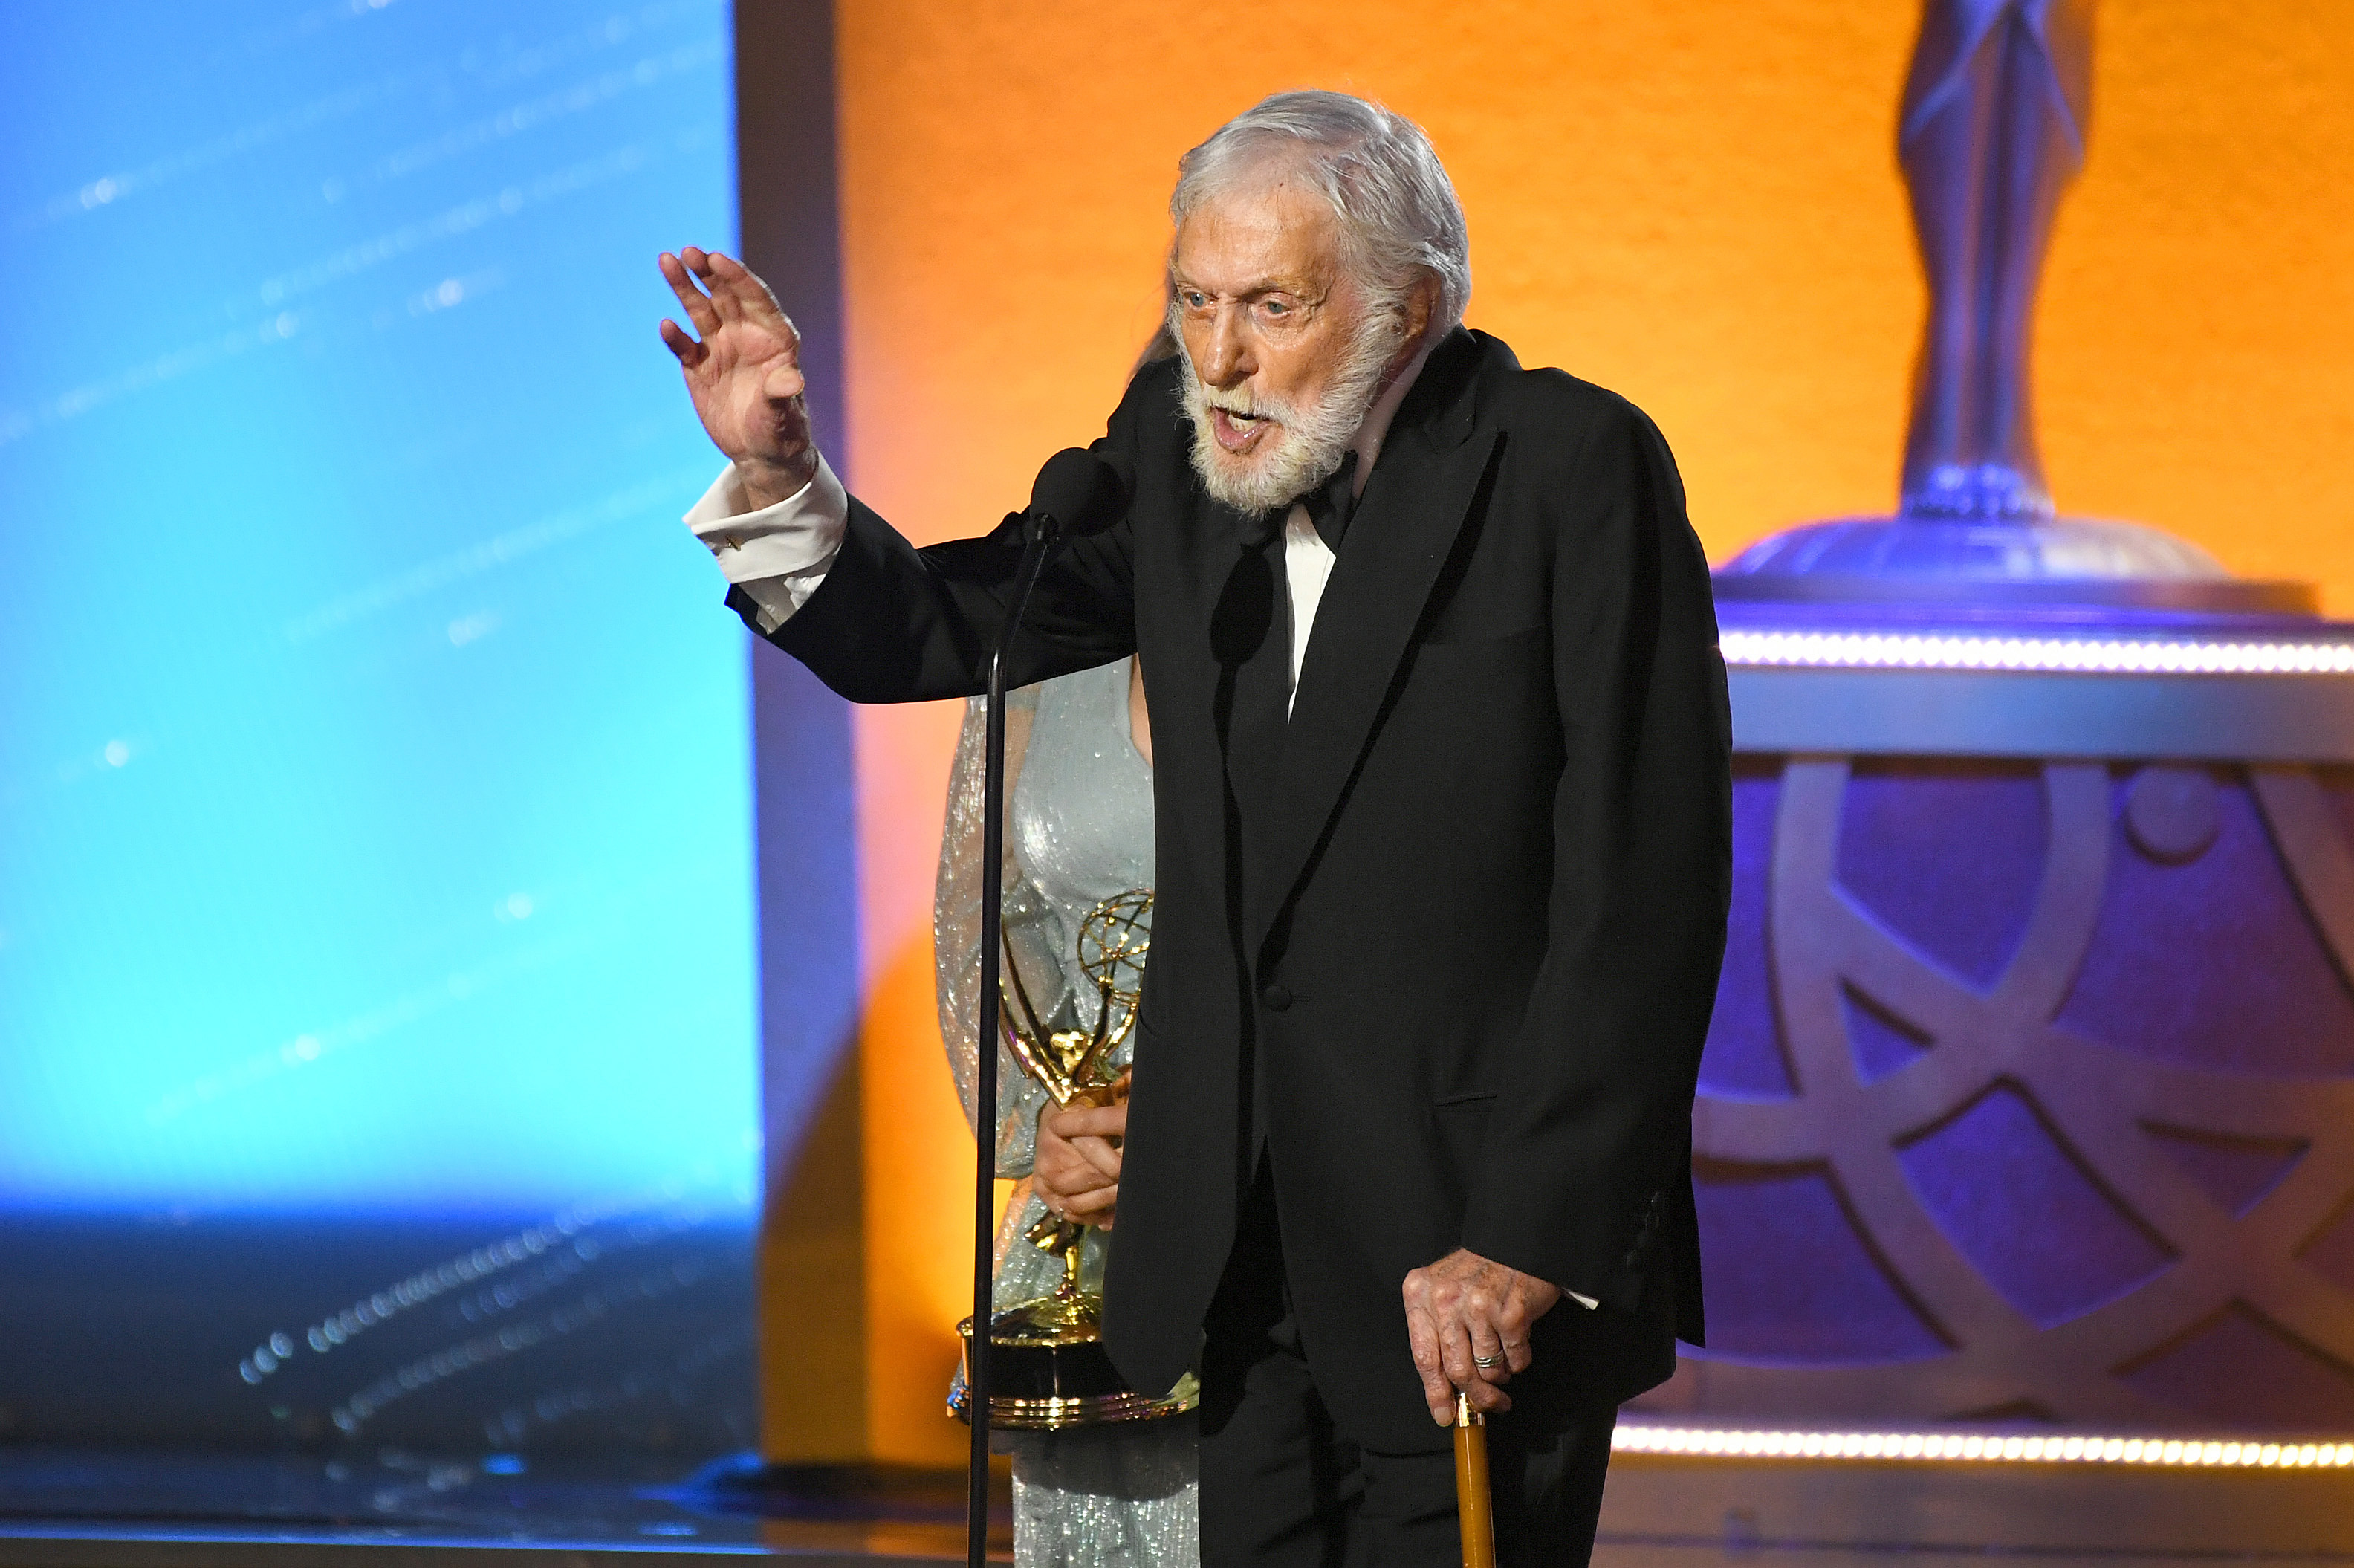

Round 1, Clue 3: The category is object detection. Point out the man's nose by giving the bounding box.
[1202,305,1255,386]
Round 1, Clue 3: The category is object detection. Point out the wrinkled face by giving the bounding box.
[1170,178,1400,515]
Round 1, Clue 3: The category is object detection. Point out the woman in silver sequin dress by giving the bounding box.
[934,654,1199,1567]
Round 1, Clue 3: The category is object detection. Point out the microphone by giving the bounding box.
[961,440,1132,1566]
[1028,447,1135,542]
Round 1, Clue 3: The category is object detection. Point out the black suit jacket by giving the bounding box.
[752,328,1732,1454]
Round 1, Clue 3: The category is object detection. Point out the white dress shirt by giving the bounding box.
[681,454,848,635]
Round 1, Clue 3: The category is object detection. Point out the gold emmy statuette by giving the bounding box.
[950,890,1199,1429]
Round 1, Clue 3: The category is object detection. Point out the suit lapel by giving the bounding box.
[1249,329,1499,955]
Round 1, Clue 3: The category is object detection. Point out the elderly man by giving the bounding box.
[660,91,1729,1565]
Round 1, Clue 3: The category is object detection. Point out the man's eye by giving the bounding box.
[1182,291,1207,309]
[1262,300,1290,317]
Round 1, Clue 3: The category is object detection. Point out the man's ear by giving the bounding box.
[1404,273,1440,343]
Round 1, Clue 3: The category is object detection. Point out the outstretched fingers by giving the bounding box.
[704,250,774,310]
[681,246,737,323]
[707,251,797,340]
[658,317,705,368]
[658,252,720,336]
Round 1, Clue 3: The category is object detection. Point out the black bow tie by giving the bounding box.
[1300,450,1359,553]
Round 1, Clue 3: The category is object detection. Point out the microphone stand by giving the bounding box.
[969,511,1062,1567]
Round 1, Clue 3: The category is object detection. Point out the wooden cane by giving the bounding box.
[1454,1390,1497,1568]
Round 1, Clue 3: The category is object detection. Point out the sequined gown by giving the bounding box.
[934,657,1199,1567]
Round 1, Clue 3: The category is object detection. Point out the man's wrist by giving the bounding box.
[735,449,818,511]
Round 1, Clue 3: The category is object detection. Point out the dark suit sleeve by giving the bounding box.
[743,366,1168,702]
[1459,394,1732,1310]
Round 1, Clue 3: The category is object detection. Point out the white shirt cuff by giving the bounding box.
[682,453,848,629]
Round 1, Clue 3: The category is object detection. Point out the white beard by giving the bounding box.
[1175,310,1403,518]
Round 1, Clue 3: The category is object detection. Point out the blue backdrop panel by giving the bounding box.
[0,0,753,1218]
[0,0,764,1452]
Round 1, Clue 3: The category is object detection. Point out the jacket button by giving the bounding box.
[1260,984,1293,1011]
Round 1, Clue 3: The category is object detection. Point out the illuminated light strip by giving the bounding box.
[1613,1423,2354,1470]
[1719,629,2354,676]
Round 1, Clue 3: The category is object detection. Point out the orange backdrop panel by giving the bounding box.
[823,0,2354,1465]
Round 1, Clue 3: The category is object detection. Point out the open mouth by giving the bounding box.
[1210,406,1273,453]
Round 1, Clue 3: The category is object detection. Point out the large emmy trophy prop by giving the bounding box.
[948,887,1200,1428]
[1717,0,2278,596]
[951,446,1135,1568]
[1679,0,2354,1468]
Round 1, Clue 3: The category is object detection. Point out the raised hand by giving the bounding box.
[658,247,817,509]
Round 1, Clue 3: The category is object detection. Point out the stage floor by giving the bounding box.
[0,1448,997,1566]
[9,1437,2354,1566]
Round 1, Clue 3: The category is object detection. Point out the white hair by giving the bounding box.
[1171,89,1471,334]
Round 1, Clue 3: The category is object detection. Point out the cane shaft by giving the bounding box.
[1453,1392,1497,1568]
